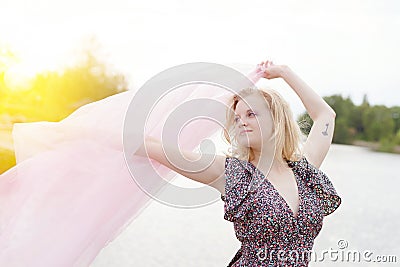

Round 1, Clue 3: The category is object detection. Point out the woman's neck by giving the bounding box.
[250,151,290,175]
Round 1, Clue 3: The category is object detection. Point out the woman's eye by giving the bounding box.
[234,112,255,123]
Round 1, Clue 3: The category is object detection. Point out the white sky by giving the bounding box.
[1,0,399,117]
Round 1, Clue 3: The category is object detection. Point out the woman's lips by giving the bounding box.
[240,130,252,134]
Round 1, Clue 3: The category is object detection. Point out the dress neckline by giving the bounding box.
[245,159,302,219]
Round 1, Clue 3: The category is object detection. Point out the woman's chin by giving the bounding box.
[237,140,252,148]
[238,135,255,143]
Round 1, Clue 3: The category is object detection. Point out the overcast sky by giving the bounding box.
[1,0,399,117]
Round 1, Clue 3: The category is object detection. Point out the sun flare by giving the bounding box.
[1,34,79,92]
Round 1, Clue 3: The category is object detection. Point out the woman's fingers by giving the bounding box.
[257,61,265,72]
[257,58,275,74]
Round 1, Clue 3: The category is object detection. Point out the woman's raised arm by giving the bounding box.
[260,61,336,168]
[134,136,227,194]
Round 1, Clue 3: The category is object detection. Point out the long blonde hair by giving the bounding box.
[222,87,306,163]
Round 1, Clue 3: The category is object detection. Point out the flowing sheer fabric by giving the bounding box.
[0,63,265,266]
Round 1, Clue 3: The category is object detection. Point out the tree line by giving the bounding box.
[0,38,128,173]
[298,94,400,153]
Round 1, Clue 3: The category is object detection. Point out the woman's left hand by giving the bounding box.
[256,60,286,79]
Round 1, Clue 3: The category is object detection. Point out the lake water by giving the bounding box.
[91,144,400,266]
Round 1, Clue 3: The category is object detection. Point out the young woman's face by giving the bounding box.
[233,94,274,149]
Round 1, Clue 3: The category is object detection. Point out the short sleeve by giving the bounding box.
[221,157,254,222]
[289,156,342,216]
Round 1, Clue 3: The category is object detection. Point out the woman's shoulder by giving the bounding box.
[220,155,256,221]
[224,155,249,170]
[288,154,342,216]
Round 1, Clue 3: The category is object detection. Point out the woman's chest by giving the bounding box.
[234,178,324,240]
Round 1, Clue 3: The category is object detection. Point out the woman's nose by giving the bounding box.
[239,119,248,127]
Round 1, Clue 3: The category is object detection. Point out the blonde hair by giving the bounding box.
[222,87,307,163]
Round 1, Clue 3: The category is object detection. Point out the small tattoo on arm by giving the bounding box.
[322,123,329,136]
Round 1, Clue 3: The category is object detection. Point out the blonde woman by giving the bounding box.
[0,61,341,266]
[137,61,342,266]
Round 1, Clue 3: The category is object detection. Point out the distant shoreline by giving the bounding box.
[1,127,400,155]
[351,140,400,154]
[1,139,399,154]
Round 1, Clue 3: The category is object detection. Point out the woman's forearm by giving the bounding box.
[279,65,336,121]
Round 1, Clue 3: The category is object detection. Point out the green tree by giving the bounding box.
[362,105,394,142]
[1,38,128,122]
[0,38,130,174]
[295,93,399,150]
[297,112,312,135]
[324,94,355,120]
[390,106,400,134]
[394,129,400,145]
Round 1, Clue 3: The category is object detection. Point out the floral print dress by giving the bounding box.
[220,156,342,266]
